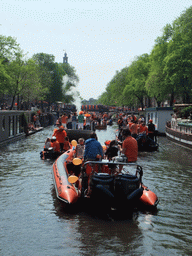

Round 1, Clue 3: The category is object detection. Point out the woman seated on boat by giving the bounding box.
[63,136,72,152]
[105,140,119,161]
[76,138,85,159]
[105,140,119,172]
[44,137,51,151]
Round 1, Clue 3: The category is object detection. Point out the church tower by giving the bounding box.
[63,52,68,64]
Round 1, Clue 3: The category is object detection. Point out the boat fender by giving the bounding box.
[95,184,114,199]
[127,187,144,202]
[68,175,79,183]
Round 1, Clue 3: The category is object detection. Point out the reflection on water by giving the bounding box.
[0,126,192,256]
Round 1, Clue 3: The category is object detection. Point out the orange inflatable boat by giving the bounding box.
[52,149,159,210]
[52,147,79,204]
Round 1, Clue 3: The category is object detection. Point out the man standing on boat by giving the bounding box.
[78,111,84,129]
[84,132,103,161]
[148,119,156,141]
[52,125,67,152]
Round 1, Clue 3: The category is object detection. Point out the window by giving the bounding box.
[16,116,20,134]
[9,116,14,136]
[2,116,5,131]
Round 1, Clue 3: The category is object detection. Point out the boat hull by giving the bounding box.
[140,185,159,207]
[83,163,159,211]
[52,148,79,204]
[165,126,192,150]
[137,135,159,152]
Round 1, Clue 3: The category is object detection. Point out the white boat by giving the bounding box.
[165,118,192,150]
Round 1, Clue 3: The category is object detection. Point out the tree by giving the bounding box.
[0,35,21,103]
[146,24,173,106]
[123,54,150,110]
[97,67,129,106]
[164,7,192,104]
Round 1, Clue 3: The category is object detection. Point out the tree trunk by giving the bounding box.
[169,91,174,106]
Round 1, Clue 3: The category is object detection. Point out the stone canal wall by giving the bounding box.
[0,111,56,147]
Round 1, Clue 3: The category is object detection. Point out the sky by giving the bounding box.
[1,0,192,101]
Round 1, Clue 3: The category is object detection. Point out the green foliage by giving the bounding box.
[180,106,192,118]
[123,54,150,109]
[99,6,192,108]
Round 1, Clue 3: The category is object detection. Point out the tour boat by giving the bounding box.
[52,147,159,211]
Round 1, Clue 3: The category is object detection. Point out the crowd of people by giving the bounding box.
[117,113,156,142]
[55,111,112,130]
[43,111,157,177]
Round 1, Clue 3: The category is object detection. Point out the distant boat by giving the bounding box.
[95,123,107,130]
[165,118,192,150]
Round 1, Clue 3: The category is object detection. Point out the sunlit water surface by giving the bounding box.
[0,125,192,256]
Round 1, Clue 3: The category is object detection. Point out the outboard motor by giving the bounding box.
[115,173,140,197]
[114,173,143,209]
[90,173,115,211]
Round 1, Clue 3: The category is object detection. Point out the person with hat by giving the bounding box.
[52,125,67,152]
[148,119,156,141]
[78,112,84,130]
[50,136,60,157]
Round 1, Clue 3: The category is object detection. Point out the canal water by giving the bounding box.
[0,125,192,256]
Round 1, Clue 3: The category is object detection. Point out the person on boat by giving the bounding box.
[63,136,72,152]
[61,114,68,129]
[33,114,37,127]
[138,121,148,136]
[84,132,103,161]
[131,113,137,122]
[72,112,77,130]
[78,112,84,129]
[67,114,72,129]
[117,116,123,129]
[44,137,51,151]
[148,119,156,141]
[52,125,67,152]
[76,138,85,159]
[50,136,60,156]
[85,114,92,130]
[130,120,139,139]
[121,128,138,163]
[105,140,119,161]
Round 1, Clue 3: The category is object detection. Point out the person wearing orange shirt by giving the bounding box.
[50,136,60,157]
[63,136,72,151]
[52,125,67,151]
[138,122,148,135]
[61,114,68,129]
[121,129,138,163]
[130,121,139,139]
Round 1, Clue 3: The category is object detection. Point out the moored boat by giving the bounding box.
[166,119,192,150]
